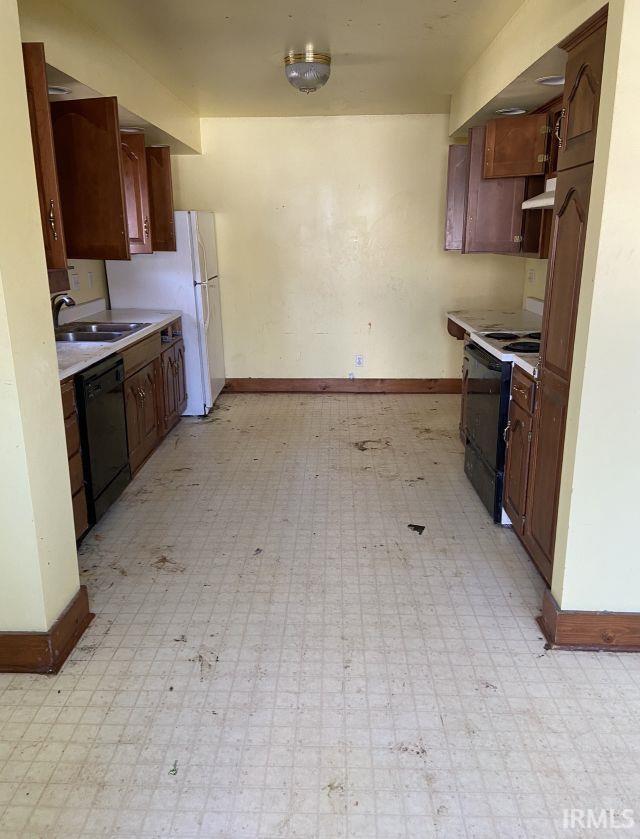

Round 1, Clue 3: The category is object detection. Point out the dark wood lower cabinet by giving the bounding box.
[124,360,161,474]
[160,344,178,433]
[160,337,187,434]
[60,379,88,541]
[523,369,569,584]
[503,398,534,537]
[174,340,187,413]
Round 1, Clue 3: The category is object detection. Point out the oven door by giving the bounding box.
[464,343,505,471]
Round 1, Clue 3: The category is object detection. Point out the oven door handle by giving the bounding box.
[465,343,503,372]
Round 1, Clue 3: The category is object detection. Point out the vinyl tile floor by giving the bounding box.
[1,394,640,839]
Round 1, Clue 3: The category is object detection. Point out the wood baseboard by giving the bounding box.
[539,589,640,651]
[0,585,94,674]
[223,378,462,394]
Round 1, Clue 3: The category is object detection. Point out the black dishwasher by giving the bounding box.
[75,356,131,524]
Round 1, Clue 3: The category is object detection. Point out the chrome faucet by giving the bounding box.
[51,293,76,329]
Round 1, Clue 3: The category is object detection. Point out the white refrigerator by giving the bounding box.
[106,211,225,416]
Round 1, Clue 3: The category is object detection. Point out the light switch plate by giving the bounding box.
[70,272,81,291]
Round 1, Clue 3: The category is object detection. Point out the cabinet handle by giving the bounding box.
[48,200,59,241]
[555,108,566,148]
[513,235,523,244]
[503,421,511,443]
[143,216,150,240]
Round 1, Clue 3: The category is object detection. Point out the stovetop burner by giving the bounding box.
[484,332,519,340]
[502,340,540,353]
[525,332,541,340]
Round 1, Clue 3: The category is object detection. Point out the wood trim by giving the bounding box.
[539,589,640,651]
[559,5,608,52]
[0,586,94,674]
[223,378,462,394]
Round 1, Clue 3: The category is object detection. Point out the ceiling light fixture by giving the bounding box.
[495,106,527,116]
[284,49,331,94]
[47,85,71,96]
[536,74,565,86]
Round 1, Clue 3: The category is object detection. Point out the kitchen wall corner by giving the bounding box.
[523,257,547,306]
[62,259,109,307]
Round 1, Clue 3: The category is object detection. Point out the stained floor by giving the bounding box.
[1,394,640,839]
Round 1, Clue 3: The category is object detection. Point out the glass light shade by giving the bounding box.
[284,53,331,94]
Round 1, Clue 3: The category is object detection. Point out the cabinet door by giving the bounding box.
[557,13,607,171]
[161,345,178,432]
[174,340,188,414]
[146,146,176,251]
[51,97,130,260]
[139,361,160,454]
[444,144,468,251]
[523,370,568,584]
[483,113,549,178]
[22,43,68,293]
[121,131,152,254]
[503,399,534,537]
[541,164,592,381]
[124,373,144,472]
[462,126,526,254]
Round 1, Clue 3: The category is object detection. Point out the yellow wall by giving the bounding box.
[172,115,526,379]
[552,0,639,611]
[65,259,109,306]
[17,0,201,153]
[1,0,80,632]
[523,257,547,305]
[450,0,605,134]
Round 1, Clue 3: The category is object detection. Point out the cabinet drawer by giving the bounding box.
[61,379,76,419]
[122,331,161,378]
[65,414,81,458]
[71,487,89,541]
[68,450,85,495]
[511,366,536,413]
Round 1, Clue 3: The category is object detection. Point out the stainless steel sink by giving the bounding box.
[55,331,125,343]
[55,321,150,343]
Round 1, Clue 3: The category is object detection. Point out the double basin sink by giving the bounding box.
[55,321,150,343]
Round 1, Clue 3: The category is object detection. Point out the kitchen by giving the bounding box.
[2,1,640,835]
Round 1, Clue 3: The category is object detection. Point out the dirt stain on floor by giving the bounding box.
[353,438,391,452]
[151,554,185,572]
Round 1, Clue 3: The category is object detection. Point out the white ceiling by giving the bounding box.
[59,0,526,117]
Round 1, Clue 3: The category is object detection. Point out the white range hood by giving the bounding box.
[522,177,556,210]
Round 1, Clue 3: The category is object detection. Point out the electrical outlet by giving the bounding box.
[527,268,536,285]
[355,354,364,367]
[70,272,81,291]
[87,271,94,288]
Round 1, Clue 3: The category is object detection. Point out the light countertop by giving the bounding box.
[447,307,543,378]
[57,308,181,381]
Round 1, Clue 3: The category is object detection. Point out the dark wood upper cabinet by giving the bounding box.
[444,144,468,251]
[146,146,176,251]
[462,126,526,254]
[557,9,607,172]
[22,43,69,294]
[121,131,152,255]
[50,97,130,260]
[483,113,550,178]
[542,163,592,381]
